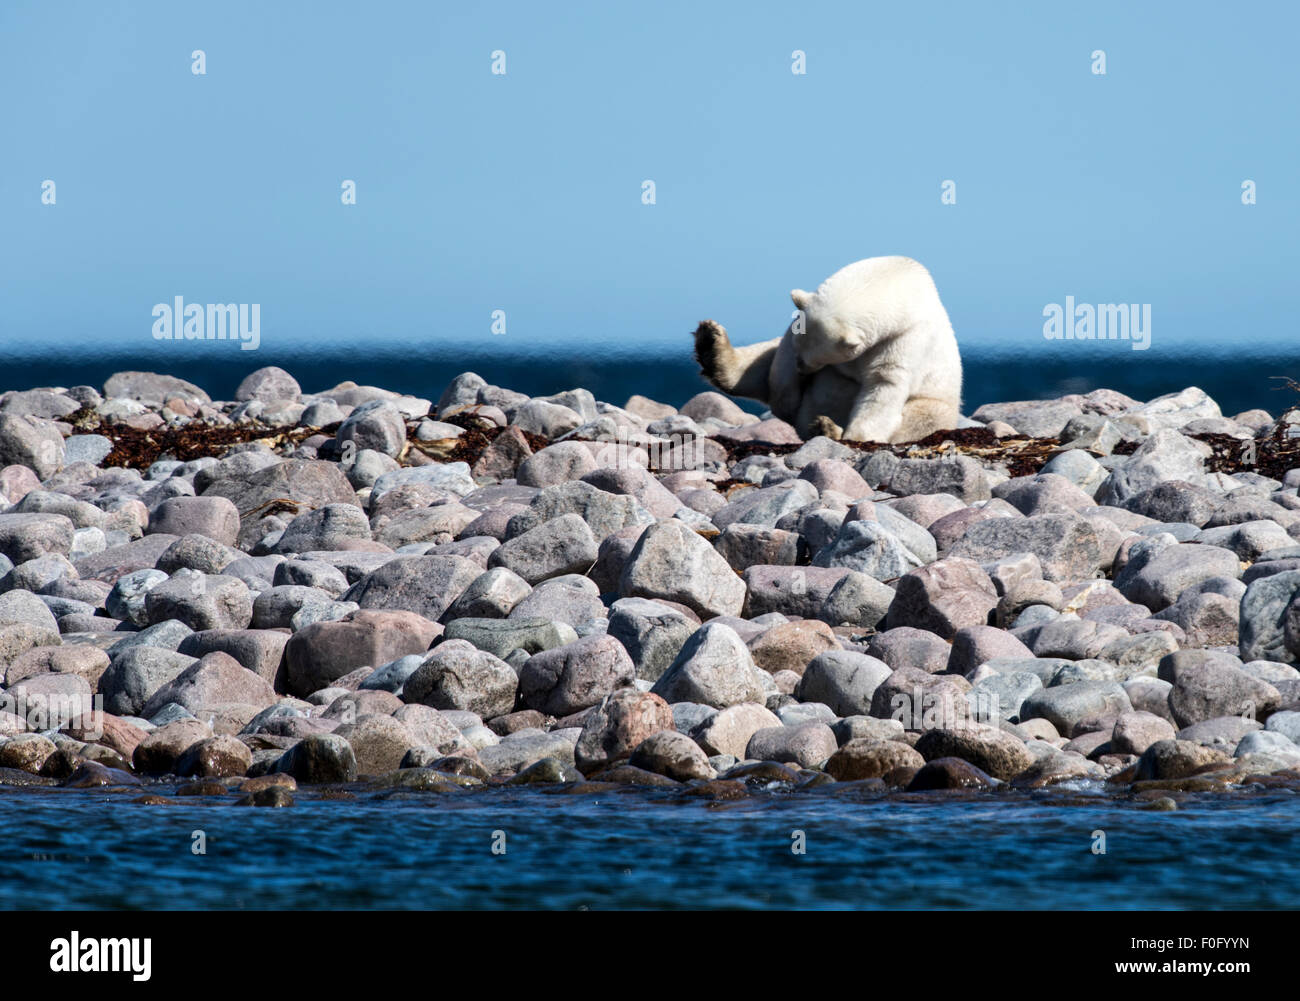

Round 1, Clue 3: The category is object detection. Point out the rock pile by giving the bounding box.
[1,369,1299,800]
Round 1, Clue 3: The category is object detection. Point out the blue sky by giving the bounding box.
[1,0,1295,362]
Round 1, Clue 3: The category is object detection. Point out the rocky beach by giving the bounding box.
[2,366,1300,811]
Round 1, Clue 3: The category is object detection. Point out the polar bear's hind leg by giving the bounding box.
[692,320,778,402]
[891,396,960,443]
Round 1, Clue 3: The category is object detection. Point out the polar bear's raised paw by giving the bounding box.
[692,319,728,389]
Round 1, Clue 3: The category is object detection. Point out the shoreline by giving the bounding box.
[3,346,1299,421]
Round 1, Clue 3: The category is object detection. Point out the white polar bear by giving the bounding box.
[693,256,963,443]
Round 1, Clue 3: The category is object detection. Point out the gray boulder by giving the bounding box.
[650,622,766,708]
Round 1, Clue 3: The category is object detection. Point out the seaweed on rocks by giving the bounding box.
[65,404,552,472]
[709,478,760,497]
[711,413,1300,480]
[65,407,343,470]
[59,392,1300,484]
[411,409,549,463]
[708,437,801,461]
[1192,419,1300,479]
[714,425,1063,479]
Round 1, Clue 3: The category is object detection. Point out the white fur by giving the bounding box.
[694,256,963,443]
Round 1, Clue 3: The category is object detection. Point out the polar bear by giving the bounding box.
[693,256,963,443]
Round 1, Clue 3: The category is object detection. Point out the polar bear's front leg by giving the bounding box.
[766,331,804,425]
[795,366,857,441]
[810,415,844,440]
[840,374,910,443]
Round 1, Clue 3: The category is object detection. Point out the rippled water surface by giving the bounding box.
[3,786,1298,909]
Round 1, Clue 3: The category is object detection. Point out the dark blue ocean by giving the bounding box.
[4,343,1299,419]
[4,785,1299,910]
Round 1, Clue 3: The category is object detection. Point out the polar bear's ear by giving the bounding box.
[790,289,812,311]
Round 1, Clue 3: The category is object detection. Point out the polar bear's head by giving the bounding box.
[790,289,865,372]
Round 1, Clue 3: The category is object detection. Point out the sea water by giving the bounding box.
[3,787,1298,910]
